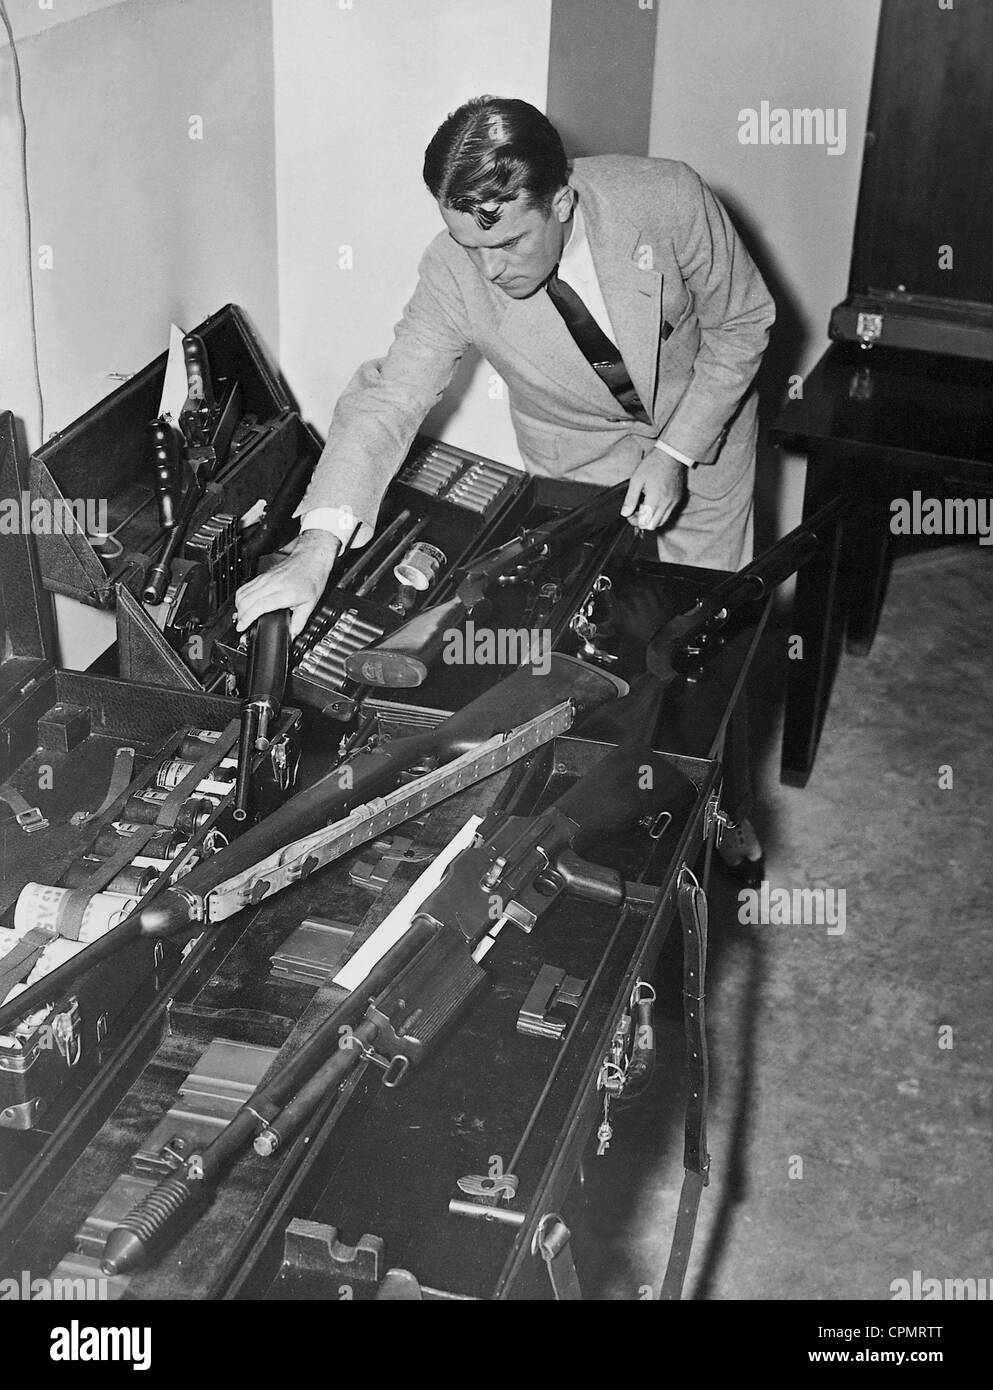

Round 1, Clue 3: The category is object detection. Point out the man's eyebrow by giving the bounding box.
[447,230,522,250]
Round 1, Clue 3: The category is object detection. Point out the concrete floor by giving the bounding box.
[582,542,993,1300]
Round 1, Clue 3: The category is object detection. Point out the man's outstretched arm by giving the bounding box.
[236,242,470,635]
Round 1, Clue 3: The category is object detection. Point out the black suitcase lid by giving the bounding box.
[0,410,57,718]
[29,304,292,604]
[831,0,993,357]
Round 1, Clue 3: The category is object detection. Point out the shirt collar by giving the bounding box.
[558,198,588,279]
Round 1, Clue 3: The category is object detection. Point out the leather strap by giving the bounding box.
[532,1213,582,1300]
[546,272,652,425]
[660,869,711,1300]
[154,718,240,828]
[71,745,137,828]
[0,928,55,1005]
[0,782,48,833]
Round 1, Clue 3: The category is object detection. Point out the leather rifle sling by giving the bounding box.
[660,868,711,1299]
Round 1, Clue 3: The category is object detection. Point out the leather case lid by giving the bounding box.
[29,304,292,605]
[0,410,56,713]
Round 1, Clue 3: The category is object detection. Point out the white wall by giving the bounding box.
[273,0,554,469]
[650,0,881,545]
[0,0,279,665]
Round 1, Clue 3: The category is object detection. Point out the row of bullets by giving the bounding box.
[296,608,385,690]
[398,441,521,514]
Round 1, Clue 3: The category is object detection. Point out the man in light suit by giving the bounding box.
[236,97,774,871]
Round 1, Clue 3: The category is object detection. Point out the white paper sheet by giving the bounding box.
[333,815,482,991]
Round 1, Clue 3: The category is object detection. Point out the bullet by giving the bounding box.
[447,486,496,505]
[425,441,472,464]
[409,456,453,476]
[461,469,504,489]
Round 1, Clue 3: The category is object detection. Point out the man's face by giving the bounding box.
[439,185,574,299]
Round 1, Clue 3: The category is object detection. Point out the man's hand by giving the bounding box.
[235,530,341,638]
[620,453,685,531]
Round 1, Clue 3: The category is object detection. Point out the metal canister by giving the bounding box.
[394,541,447,592]
[13,884,140,944]
[121,790,216,834]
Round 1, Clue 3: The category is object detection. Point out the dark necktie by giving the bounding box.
[546,269,652,425]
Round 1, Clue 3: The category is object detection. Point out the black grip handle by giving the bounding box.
[148,417,181,530]
[182,332,214,406]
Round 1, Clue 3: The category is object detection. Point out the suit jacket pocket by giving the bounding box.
[514,424,560,465]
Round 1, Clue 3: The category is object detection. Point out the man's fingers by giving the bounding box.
[288,599,318,641]
[621,474,644,518]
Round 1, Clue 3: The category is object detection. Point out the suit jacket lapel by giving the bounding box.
[572,171,664,418]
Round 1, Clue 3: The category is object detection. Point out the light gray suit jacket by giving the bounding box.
[295,156,775,531]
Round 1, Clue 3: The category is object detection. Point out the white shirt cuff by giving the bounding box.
[300,508,373,548]
[654,439,695,467]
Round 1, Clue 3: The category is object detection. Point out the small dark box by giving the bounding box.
[37,702,91,752]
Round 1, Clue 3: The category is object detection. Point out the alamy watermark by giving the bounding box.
[738,101,846,156]
[891,1270,990,1300]
[0,494,120,557]
[890,492,993,545]
[738,882,846,935]
[0,1270,108,1300]
[442,622,552,675]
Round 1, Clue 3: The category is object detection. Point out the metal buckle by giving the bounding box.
[15,806,49,833]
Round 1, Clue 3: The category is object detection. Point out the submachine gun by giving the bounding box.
[100,737,699,1276]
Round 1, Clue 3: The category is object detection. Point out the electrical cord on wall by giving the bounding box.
[1,0,46,444]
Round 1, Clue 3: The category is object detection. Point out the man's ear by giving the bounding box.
[552,184,575,222]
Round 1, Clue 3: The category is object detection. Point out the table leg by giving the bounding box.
[844,487,890,656]
[780,456,848,787]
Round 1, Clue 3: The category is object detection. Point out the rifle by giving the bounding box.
[100,738,698,1276]
[646,495,850,682]
[0,656,626,1035]
[343,480,631,687]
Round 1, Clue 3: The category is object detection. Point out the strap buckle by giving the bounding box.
[15,806,49,833]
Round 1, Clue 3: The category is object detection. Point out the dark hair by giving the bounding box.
[423,97,569,229]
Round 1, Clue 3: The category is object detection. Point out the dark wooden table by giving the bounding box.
[770,342,993,785]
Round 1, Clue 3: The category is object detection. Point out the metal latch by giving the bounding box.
[856,311,883,349]
[704,789,732,845]
[269,737,291,790]
[517,964,587,1041]
[51,998,82,1068]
